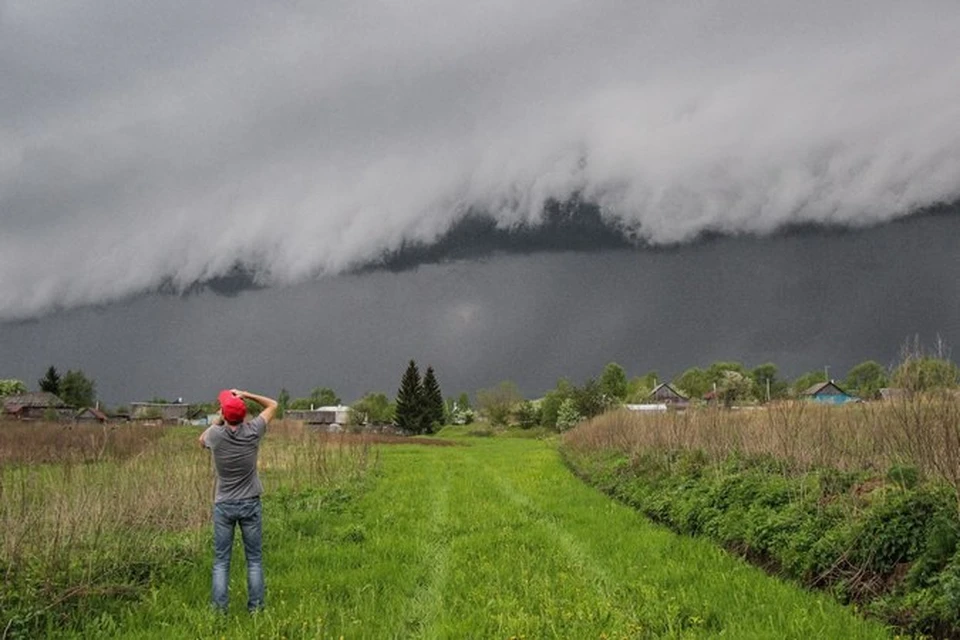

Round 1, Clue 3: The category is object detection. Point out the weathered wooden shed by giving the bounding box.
[647,383,689,407]
[2,392,73,420]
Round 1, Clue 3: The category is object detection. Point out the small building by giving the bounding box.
[130,402,191,422]
[803,381,858,405]
[879,387,906,401]
[2,392,73,420]
[624,403,668,413]
[647,383,689,408]
[75,407,109,423]
[286,405,351,427]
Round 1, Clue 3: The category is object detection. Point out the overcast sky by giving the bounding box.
[2,1,960,319]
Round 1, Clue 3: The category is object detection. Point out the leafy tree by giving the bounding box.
[750,363,789,402]
[540,378,575,429]
[706,361,747,379]
[716,370,754,407]
[599,362,628,402]
[556,398,583,431]
[394,360,424,433]
[890,337,960,393]
[421,366,444,432]
[277,388,290,419]
[456,392,472,411]
[289,386,341,410]
[626,372,659,402]
[792,370,828,396]
[60,369,96,408]
[476,380,522,427]
[310,387,340,406]
[674,367,711,400]
[0,379,27,397]
[893,357,959,392]
[38,366,61,395]
[350,392,394,425]
[514,401,541,429]
[844,361,889,399]
[447,401,475,425]
[573,378,607,419]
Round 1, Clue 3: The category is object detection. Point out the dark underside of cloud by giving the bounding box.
[178,199,960,298]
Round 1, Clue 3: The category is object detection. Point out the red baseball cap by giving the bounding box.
[218,390,247,424]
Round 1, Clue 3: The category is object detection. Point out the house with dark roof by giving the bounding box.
[802,381,858,405]
[75,407,109,423]
[2,392,73,420]
[647,383,689,407]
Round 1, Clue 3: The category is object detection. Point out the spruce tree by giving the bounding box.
[38,365,61,395]
[394,360,424,433]
[421,366,444,433]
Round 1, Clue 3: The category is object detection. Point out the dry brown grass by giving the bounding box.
[0,418,376,618]
[564,393,960,492]
[0,421,165,465]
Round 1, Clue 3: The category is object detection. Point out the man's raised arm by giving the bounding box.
[231,389,278,424]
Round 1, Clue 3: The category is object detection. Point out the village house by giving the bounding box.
[647,383,690,407]
[2,392,74,420]
[75,407,109,423]
[130,401,192,422]
[286,405,352,430]
[625,383,689,413]
[802,380,858,404]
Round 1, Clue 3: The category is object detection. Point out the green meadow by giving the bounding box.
[47,431,890,639]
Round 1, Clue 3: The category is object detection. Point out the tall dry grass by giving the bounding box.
[0,419,375,631]
[564,393,960,494]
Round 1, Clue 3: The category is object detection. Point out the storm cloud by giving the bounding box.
[2,1,960,319]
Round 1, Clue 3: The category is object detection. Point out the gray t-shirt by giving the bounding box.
[202,415,267,503]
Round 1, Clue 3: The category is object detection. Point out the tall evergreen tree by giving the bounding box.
[38,365,61,395]
[394,360,424,433]
[421,366,444,433]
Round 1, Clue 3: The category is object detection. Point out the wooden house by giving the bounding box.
[802,381,858,404]
[2,392,73,420]
[75,407,109,423]
[647,383,689,407]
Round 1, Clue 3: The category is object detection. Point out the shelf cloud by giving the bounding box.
[2,0,959,318]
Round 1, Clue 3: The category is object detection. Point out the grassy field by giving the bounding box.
[0,421,374,638]
[561,399,960,637]
[39,431,893,639]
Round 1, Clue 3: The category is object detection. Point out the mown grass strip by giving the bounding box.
[67,436,890,639]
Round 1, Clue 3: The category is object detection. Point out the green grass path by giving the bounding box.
[81,437,891,639]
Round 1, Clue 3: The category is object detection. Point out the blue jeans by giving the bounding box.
[212,497,264,612]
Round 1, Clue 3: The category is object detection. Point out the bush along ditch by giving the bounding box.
[560,446,960,638]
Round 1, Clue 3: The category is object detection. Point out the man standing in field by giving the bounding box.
[199,388,277,613]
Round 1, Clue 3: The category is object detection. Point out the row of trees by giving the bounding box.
[0,367,98,409]
[473,347,960,432]
[394,360,445,434]
[6,340,958,431]
[37,366,98,408]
